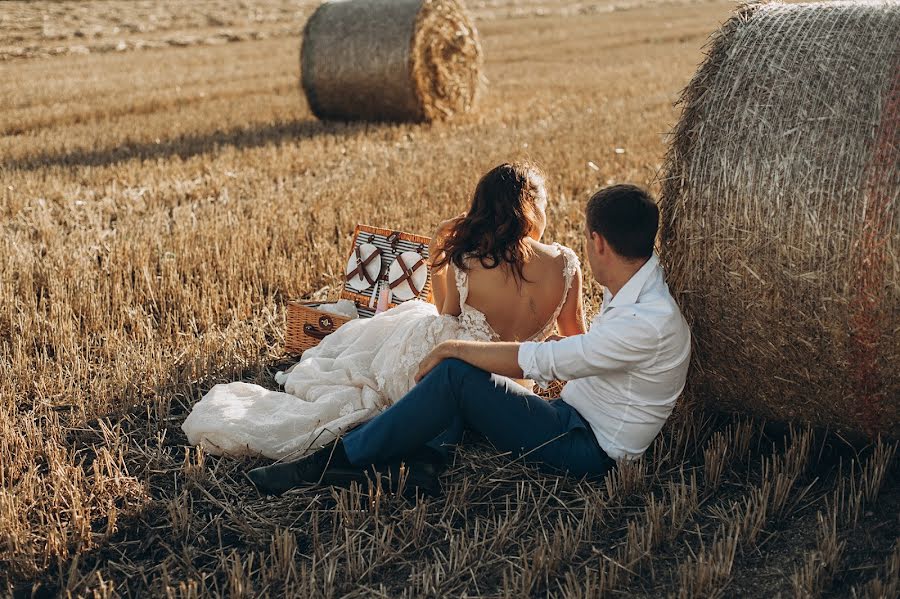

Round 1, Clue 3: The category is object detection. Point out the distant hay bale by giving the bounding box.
[300,0,484,122]
[660,1,900,438]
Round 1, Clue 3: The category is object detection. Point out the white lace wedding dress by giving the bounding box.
[182,244,579,460]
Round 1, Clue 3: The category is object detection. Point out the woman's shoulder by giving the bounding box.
[527,240,581,268]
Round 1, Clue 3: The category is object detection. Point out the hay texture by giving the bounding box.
[300,0,484,122]
[660,1,900,438]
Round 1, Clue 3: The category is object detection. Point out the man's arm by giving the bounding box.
[415,340,522,383]
[416,315,660,384]
[519,316,660,382]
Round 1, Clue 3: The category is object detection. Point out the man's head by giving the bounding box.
[584,184,658,284]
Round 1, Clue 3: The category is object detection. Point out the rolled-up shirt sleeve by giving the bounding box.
[518,314,660,382]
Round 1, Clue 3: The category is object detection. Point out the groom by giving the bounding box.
[249,184,691,495]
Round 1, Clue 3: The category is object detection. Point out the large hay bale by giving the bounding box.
[300,0,484,122]
[660,1,900,438]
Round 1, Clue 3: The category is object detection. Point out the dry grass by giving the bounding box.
[2,1,898,596]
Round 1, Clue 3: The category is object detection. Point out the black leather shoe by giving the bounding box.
[394,459,444,497]
[247,439,353,495]
[321,458,443,498]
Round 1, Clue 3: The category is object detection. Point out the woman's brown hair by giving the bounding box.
[433,162,547,282]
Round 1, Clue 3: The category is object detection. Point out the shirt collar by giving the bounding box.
[604,253,660,311]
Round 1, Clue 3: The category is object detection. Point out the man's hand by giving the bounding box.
[414,340,525,384]
[415,341,453,383]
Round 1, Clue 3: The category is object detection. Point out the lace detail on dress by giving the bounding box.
[452,244,580,343]
[454,259,501,341]
[556,243,581,287]
[373,308,473,404]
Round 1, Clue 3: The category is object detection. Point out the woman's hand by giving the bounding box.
[415,341,453,383]
[433,212,466,243]
[435,213,466,238]
[429,213,466,267]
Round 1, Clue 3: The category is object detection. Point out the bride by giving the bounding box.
[182,162,586,461]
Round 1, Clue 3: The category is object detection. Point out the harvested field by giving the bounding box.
[1,0,897,597]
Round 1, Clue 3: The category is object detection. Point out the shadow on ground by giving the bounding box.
[3,118,383,171]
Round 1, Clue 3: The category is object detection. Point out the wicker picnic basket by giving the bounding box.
[285,224,434,354]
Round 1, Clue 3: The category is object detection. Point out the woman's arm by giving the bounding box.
[428,223,447,310]
[429,214,465,312]
[428,223,448,308]
[431,264,448,310]
[556,263,587,336]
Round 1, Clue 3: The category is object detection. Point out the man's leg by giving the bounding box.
[249,360,475,496]
[341,358,611,477]
[423,415,464,463]
[341,359,482,466]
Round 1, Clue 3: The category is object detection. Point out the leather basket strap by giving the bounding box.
[347,246,382,285]
[389,256,426,297]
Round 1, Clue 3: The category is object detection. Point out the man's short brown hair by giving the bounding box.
[586,184,658,259]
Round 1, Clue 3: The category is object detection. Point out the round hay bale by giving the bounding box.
[660,1,900,438]
[300,0,484,122]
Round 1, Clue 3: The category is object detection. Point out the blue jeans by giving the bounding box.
[342,359,614,478]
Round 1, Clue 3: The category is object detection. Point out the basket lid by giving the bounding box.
[338,224,434,310]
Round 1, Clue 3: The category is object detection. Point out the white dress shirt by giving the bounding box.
[518,253,691,461]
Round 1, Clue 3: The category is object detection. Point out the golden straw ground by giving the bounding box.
[2,1,898,596]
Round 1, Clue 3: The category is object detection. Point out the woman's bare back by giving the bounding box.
[439,239,584,342]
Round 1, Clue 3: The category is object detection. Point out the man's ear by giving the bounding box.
[591,231,605,256]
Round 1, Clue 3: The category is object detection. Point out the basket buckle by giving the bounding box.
[304,315,336,339]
